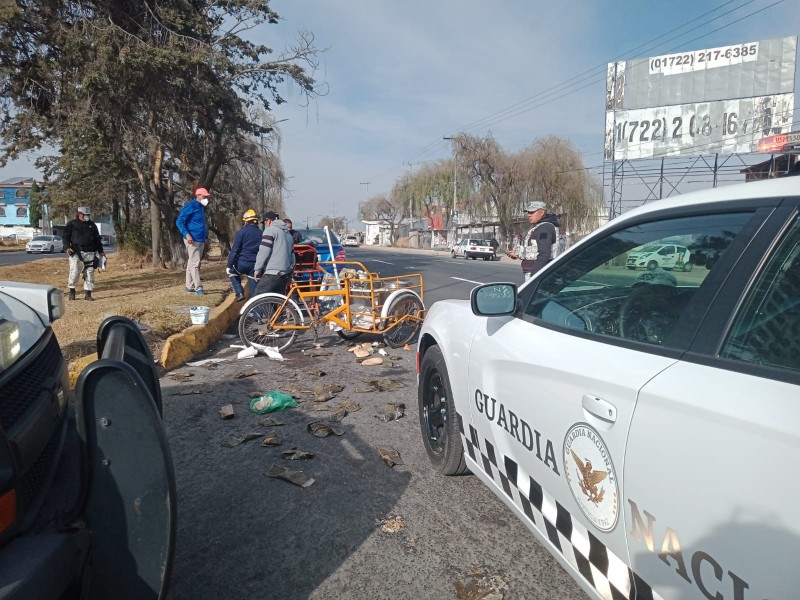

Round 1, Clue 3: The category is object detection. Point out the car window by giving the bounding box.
[301,229,340,245]
[719,216,800,373]
[522,211,753,348]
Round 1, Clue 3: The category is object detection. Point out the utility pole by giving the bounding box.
[443,137,457,246]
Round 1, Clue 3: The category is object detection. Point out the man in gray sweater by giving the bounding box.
[253,211,296,296]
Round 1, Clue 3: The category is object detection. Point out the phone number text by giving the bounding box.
[649,42,758,75]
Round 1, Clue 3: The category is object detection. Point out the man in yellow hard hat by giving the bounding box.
[227,208,262,301]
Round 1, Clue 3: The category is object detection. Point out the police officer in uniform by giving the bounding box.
[63,206,105,301]
[508,201,561,280]
[227,209,262,301]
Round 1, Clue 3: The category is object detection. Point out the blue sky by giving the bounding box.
[2,0,798,226]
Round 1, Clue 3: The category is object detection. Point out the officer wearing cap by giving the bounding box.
[227,209,262,301]
[507,200,561,280]
[253,210,295,296]
[63,206,105,301]
[176,187,210,294]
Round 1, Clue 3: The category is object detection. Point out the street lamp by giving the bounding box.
[443,136,458,246]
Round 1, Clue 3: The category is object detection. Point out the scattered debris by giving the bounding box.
[358,378,407,392]
[222,333,238,339]
[205,362,219,371]
[187,358,229,367]
[403,344,412,351]
[250,392,299,414]
[354,348,371,359]
[166,372,194,382]
[221,433,261,448]
[237,346,258,360]
[266,464,315,488]
[339,400,361,412]
[261,433,282,446]
[302,348,331,357]
[329,407,348,422]
[282,384,313,394]
[257,417,285,427]
[263,346,285,361]
[281,448,315,460]
[376,446,404,467]
[170,388,209,396]
[307,421,345,437]
[361,357,384,366]
[379,402,406,422]
[306,369,326,377]
[313,383,344,402]
[235,369,259,379]
[219,404,235,419]
[453,568,509,600]
[377,515,405,534]
[378,348,388,356]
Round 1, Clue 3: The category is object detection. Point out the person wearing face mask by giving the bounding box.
[176,187,210,295]
[63,206,105,301]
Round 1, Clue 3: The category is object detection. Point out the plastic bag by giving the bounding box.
[249,391,298,414]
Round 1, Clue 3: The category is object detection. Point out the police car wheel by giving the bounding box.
[418,345,467,475]
[646,260,658,271]
[451,250,456,258]
[682,262,693,272]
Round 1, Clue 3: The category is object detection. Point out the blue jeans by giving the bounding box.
[229,260,256,298]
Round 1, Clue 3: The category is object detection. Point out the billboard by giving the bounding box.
[605,36,797,160]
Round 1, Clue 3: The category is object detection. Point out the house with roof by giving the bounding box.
[0,177,38,238]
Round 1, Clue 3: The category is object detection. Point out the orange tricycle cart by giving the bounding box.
[238,248,425,353]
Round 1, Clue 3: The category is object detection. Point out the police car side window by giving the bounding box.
[720,217,800,373]
[523,212,753,348]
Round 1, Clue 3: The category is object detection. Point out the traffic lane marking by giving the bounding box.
[452,277,483,285]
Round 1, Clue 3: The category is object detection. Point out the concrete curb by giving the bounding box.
[160,294,240,371]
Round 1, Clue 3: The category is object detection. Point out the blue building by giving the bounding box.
[0,177,36,237]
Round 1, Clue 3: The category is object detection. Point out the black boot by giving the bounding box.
[68,288,76,301]
[84,290,94,301]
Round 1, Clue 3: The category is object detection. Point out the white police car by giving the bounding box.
[417,177,800,600]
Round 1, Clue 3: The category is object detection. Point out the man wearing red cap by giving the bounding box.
[176,187,210,294]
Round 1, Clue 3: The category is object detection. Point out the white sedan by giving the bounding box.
[26,235,64,254]
[342,235,360,247]
[417,177,800,600]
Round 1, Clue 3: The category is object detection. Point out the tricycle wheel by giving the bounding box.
[336,329,363,341]
[419,345,467,475]
[239,296,300,353]
[382,292,424,348]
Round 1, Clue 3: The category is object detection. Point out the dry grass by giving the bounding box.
[0,250,230,362]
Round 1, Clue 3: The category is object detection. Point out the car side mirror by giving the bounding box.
[471,283,517,316]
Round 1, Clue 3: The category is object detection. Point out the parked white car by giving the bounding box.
[418,177,800,600]
[26,235,64,254]
[451,238,496,260]
[626,242,692,271]
[342,235,359,247]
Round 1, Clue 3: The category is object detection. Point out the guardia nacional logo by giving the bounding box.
[563,423,619,532]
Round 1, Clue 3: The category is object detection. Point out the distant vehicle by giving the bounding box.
[626,242,691,271]
[2,233,31,242]
[342,235,360,247]
[451,238,497,260]
[25,235,64,254]
[298,228,346,274]
[100,234,114,246]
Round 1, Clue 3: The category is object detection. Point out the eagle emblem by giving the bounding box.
[571,450,607,505]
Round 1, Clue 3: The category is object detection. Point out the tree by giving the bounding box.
[0,1,320,266]
[361,193,405,245]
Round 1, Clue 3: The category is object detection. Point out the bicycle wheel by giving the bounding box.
[238,296,301,353]
[382,293,425,348]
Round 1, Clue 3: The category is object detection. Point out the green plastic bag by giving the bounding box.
[249,391,299,414]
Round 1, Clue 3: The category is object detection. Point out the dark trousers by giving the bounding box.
[254,273,290,296]
[229,260,256,298]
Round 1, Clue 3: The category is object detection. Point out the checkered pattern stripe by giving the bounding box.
[457,413,663,600]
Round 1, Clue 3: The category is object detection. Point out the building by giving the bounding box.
[0,177,37,238]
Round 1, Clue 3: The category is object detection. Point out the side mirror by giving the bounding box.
[471,283,517,317]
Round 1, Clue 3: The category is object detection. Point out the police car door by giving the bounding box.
[623,205,800,600]
[464,209,759,600]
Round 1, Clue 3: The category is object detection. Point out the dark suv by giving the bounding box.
[0,281,175,599]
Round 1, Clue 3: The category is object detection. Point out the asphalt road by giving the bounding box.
[162,247,586,600]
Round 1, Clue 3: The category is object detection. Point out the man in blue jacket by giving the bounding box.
[227,209,262,301]
[176,187,210,294]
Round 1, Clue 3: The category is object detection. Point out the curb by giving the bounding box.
[160,294,240,371]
